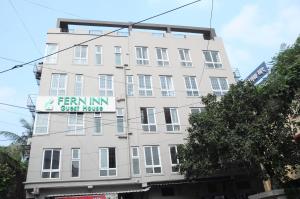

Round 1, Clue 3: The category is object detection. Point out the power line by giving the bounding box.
[23,0,81,18]
[8,0,42,55]
[0,0,202,74]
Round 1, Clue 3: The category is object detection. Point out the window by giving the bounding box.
[140,108,156,132]
[42,149,61,178]
[99,75,113,96]
[178,48,192,67]
[116,108,125,134]
[34,113,49,134]
[67,113,84,134]
[131,147,140,176]
[74,45,88,64]
[114,46,122,65]
[190,107,206,114]
[44,43,58,64]
[95,45,102,65]
[184,76,199,96]
[164,108,180,132]
[74,75,83,96]
[99,148,116,176]
[156,48,169,66]
[210,77,229,96]
[138,75,153,96]
[126,75,134,96]
[203,50,222,68]
[160,76,175,96]
[169,145,180,172]
[50,74,67,96]
[94,112,102,134]
[144,146,162,174]
[71,148,80,177]
[136,47,149,65]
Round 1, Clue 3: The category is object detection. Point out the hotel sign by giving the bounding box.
[36,96,116,112]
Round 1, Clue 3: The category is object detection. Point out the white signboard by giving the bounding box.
[36,96,116,112]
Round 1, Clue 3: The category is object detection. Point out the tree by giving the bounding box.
[178,37,300,188]
[0,118,33,199]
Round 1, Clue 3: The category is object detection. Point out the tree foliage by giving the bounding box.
[0,118,33,199]
[178,37,300,187]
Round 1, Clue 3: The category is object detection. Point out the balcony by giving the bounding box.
[33,62,43,85]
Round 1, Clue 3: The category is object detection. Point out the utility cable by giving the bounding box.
[0,0,202,74]
[8,0,42,55]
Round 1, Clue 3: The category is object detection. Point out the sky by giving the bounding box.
[0,0,299,145]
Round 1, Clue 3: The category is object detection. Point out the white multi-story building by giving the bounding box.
[25,19,259,199]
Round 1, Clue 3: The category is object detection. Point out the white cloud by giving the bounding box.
[0,86,16,100]
[221,2,300,48]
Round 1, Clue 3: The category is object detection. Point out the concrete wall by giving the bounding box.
[25,27,235,198]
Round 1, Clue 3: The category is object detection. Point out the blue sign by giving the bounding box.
[246,62,269,84]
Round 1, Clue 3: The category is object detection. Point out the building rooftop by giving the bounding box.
[57,18,216,40]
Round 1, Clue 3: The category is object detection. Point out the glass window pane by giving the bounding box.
[164,108,171,124]
[211,51,220,62]
[141,108,148,124]
[152,147,160,165]
[132,147,138,156]
[72,149,79,159]
[133,159,140,175]
[148,109,155,124]
[117,117,124,133]
[203,51,212,62]
[94,117,101,133]
[109,148,116,168]
[170,147,177,164]
[100,149,108,168]
[72,161,79,177]
[42,172,50,178]
[51,172,59,178]
[100,170,107,176]
[52,150,60,169]
[43,150,52,169]
[154,167,161,173]
[210,77,220,90]
[219,78,228,90]
[145,147,152,165]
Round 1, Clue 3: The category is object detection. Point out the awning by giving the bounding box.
[48,187,150,199]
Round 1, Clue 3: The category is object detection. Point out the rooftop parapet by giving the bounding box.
[57,18,216,40]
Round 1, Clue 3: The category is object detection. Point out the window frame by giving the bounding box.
[74,74,83,96]
[73,45,88,65]
[67,113,84,135]
[210,77,229,96]
[116,108,125,134]
[114,46,122,66]
[164,107,180,132]
[138,75,153,96]
[99,147,117,177]
[178,48,192,67]
[131,147,140,176]
[71,148,80,178]
[50,73,67,96]
[41,148,61,179]
[99,75,114,96]
[95,45,103,65]
[135,46,149,65]
[44,43,58,64]
[126,75,134,96]
[159,75,175,97]
[156,47,169,66]
[169,145,180,173]
[33,113,50,135]
[203,50,223,68]
[190,107,205,114]
[143,146,162,174]
[184,76,199,97]
[140,107,157,132]
[94,112,102,135]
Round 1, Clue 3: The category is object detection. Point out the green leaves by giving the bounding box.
[179,37,300,186]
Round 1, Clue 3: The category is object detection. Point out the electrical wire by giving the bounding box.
[0,0,202,74]
[22,0,81,18]
[8,0,42,55]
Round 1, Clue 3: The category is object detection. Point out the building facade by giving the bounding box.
[25,19,259,199]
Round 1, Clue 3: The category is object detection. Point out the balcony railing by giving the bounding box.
[33,62,43,85]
